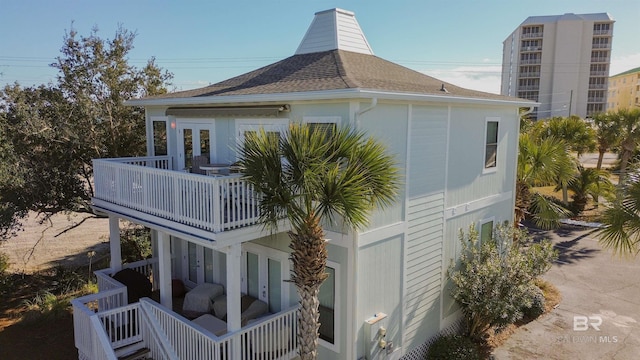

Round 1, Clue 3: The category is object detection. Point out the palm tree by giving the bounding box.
[515,133,575,229]
[612,108,640,183]
[238,123,400,359]
[592,112,619,171]
[597,179,640,256]
[567,165,614,212]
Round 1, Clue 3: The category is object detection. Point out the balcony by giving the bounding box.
[589,84,607,90]
[593,29,612,36]
[592,43,610,49]
[521,32,543,39]
[519,72,541,78]
[590,70,608,76]
[518,85,540,91]
[591,57,609,63]
[520,46,542,52]
[520,59,541,65]
[588,97,606,103]
[92,157,260,237]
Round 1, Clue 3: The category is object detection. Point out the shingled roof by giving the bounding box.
[137,8,522,104]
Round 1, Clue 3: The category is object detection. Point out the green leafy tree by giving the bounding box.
[0,26,172,237]
[238,124,400,360]
[449,223,557,339]
[515,133,575,229]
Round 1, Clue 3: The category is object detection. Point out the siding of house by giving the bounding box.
[445,106,518,208]
[403,193,445,348]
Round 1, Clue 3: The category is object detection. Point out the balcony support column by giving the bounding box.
[225,243,242,360]
[109,216,122,272]
[157,231,173,309]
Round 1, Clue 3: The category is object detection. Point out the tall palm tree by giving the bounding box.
[592,112,619,171]
[238,123,400,359]
[516,133,575,229]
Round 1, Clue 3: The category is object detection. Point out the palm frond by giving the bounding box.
[529,192,571,230]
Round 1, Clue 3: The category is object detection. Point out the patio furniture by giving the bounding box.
[182,283,224,317]
[193,313,228,336]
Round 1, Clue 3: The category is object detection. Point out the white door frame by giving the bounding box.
[176,119,215,171]
[241,242,290,312]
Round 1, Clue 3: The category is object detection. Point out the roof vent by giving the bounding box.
[440,84,449,93]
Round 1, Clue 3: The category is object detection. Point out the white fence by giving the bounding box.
[141,298,298,360]
[93,157,260,233]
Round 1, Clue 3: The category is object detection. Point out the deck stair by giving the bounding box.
[115,342,150,360]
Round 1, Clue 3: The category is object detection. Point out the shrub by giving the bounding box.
[426,334,480,360]
[120,223,152,263]
[449,223,557,338]
[523,285,546,319]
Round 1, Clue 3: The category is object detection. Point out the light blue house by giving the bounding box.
[72,8,533,360]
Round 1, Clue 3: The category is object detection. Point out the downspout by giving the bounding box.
[351,97,376,359]
[355,98,378,128]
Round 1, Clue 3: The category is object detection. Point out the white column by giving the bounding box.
[226,243,242,332]
[109,216,122,272]
[157,231,173,309]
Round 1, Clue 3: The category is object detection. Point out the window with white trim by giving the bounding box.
[480,219,494,244]
[318,261,340,352]
[484,119,499,170]
[152,119,168,156]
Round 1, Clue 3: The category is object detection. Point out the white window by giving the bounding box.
[235,119,289,158]
[318,261,340,352]
[484,119,500,172]
[480,219,494,244]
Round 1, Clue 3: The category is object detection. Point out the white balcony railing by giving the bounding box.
[93,157,259,233]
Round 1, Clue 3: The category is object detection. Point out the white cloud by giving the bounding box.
[421,65,502,94]
[610,52,640,76]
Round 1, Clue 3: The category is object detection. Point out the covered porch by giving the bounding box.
[73,155,299,359]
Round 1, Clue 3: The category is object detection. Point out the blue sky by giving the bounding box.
[1,0,638,94]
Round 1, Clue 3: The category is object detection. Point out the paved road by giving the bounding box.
[492,226,640,360]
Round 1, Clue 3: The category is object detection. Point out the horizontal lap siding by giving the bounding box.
[404,193,444,349]
[404,105,448,350]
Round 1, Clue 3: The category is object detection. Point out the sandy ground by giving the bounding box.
[0,212,110,273]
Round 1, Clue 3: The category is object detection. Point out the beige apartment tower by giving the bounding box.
[501,13,614,120]
[608,67,640,111]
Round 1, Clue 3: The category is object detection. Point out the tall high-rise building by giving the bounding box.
[501,13,614,120]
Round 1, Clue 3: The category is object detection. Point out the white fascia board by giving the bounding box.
[126,88,537,108]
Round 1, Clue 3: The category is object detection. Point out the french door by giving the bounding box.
[242,243,290,313]
[176,120,214,172]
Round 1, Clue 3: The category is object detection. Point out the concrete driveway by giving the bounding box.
[493,225,640,360]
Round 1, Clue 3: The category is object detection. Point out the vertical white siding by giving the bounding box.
[296,9,374,55]
[403,193,444,349]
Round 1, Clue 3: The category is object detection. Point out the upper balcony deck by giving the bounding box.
[92,156,263,243]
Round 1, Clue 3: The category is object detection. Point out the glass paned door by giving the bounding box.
[177,121,214,172]
[242,246,288,312]
[268,258,282,313]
